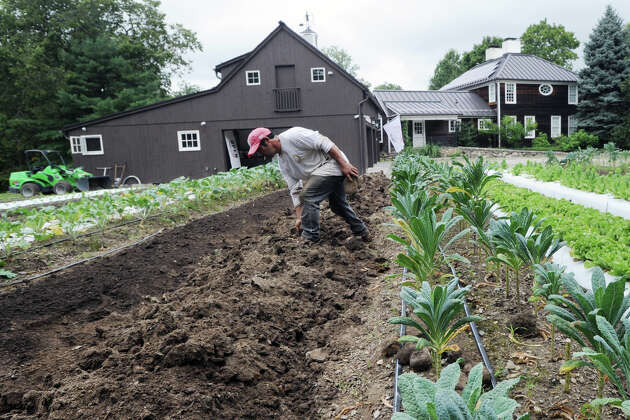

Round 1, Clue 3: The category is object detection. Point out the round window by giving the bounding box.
[539,84,553,96]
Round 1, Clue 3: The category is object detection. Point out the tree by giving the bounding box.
[459,36,503,72]
[429,36,502,90]
[577,6,630,143]
[321,45,371,88]
[521,19,579,69]
[429,49,461,90]
[0,0,201,174]
[374,82,402,90]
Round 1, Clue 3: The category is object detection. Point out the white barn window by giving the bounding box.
[70,136,82,154]
[178,130,201,151]
[568,85,578,104]
[80,135,104,155]
[505,83,516,104]
[448,120,458,133]
[245,70,260,86]
[488,83,496,103]
[568,115,578,135]
[311,67,325,82]
[524,115,536,139]
[551,116,561,138]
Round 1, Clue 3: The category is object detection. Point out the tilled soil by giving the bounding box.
[0,174,392,419]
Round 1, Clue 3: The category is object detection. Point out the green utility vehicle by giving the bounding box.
[9,150,112,198]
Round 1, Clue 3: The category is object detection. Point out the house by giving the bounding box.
[374,39,579,147]
[63,22,384,184]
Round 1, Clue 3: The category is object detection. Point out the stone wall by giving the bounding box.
[440,146,567,159]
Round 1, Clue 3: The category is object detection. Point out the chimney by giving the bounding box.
[485,37,521,61]
[485,47,504,61]
[299,12,318,48]
[502,38,521,54]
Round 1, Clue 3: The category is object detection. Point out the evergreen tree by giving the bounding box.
[576,6,630,143]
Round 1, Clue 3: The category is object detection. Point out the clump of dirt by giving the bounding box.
[0,174,392,419]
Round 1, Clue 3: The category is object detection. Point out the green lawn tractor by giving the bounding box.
[8,150,112,198]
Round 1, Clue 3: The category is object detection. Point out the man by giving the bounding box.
[247,126,370,244]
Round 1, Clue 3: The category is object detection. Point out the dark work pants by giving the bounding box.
[299,175,367,242]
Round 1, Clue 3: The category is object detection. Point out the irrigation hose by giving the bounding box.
[3,228,165,288]
[393,267,407,413]
[439,245,497,388]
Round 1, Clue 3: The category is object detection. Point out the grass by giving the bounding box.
[0,192,29,203]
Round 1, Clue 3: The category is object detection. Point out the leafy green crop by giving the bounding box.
[389,279,481,377]
[512,160,630,201]
[488,180,630,277]
[394,361,529,420]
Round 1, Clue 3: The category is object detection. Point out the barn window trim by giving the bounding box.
[80,135,104,155]
[551,115,561,138]
[311,67,326,82]
[70,136,82,154]
[245,70,260,86]
[448,120,458,133]
[568,85,578,104]
[178,130,201,152]
[505,82,516,104]
[488,83,496,103]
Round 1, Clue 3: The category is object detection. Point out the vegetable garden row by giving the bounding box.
[386,149,630,418]
[0,164,284,279]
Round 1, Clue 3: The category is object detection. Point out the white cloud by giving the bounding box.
[160,0,630,91]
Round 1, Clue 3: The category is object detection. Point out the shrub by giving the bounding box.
[532,133,550,148]
[556,130,599,151]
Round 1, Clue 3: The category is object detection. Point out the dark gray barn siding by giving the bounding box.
[67,27,383,183]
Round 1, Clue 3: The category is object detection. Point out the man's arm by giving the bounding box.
[328,145,359,181]
[295,204,303,231]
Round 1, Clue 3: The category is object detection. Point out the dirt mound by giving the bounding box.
[0,174,391,419]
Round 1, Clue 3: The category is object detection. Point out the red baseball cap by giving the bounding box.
[247,127,272,157]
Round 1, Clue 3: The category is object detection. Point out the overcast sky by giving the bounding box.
[159,0,630,92]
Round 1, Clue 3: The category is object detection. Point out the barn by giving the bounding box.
[63,22,384,184]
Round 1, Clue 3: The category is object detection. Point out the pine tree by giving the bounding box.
[576,6,630,143]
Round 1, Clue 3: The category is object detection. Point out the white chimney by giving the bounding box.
[502,38,521,54]
[485,47,504,61]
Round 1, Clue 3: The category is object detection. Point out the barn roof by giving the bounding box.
[64,22,382,132]
[373,90,495,117]
[440,53,578,91]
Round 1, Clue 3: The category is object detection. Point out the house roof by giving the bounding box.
[64,22,382,132]
[440,53,578,91]
[373,90,495,118]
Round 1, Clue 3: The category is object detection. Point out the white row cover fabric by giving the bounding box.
[0,187,136,211]
[501,172,630,221]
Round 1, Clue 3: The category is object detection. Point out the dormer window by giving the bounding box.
[246,70,260,86]
[311,67,325,82]
[505,83,516,104]
[539,84,553,96]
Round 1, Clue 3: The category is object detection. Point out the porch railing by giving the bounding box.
[273,88,301,112]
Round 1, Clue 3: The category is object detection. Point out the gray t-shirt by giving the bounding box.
[276,127,347,207]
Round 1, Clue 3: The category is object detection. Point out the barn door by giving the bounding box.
[275,65,296,88]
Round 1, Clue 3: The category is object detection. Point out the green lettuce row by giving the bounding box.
[488,181,630,277]
[513,161,630,201]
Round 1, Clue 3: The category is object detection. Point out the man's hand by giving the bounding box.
[295,218,302,231]
[328,145,358,181]
[340,162,359,181]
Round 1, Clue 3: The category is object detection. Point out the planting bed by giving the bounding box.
[0,174,396,419]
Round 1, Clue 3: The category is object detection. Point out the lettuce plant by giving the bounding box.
[389,279,481,377]
[394,361,529,420]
